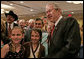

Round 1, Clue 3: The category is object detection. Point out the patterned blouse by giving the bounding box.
[5,42,25,58]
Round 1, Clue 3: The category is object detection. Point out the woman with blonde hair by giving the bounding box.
[1,26,25,58]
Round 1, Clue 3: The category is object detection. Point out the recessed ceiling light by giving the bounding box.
[71,12,74,14]
[20,1,24,3]
[1,4,14,9]
[30,9,34,12]
[66,1,83,4]
[10,3,13,5]
[66,1,72,3]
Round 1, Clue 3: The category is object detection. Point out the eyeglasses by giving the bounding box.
[35,23,42,25]
[46,8,54,13]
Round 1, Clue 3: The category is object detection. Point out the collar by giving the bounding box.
[55,16,63,27]
[8,22,14,29]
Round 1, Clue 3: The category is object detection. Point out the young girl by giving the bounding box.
[1,26,25,58]
[24,28,45,58]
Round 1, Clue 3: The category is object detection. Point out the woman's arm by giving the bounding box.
[1,44,9,58]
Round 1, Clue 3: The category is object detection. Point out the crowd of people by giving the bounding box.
[1,3,83,58]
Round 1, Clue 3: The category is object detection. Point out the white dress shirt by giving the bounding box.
[7,22,14,29]
[55,16,63,27]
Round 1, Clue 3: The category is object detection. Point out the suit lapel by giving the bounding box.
[5,22,8,36]
[51,18,64,40]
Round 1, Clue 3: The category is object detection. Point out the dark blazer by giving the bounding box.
[23,42,45,58]
[48,17,81,58]
[5,22,18,36]
[24,28,32,42]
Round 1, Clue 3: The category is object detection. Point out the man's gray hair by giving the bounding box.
[46,3,61,10]
[29,19,35,23]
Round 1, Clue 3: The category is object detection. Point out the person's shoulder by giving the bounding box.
[23,42,30,46]
[62,17,78,25]
[14,23,18,26]
[63,17,77,22]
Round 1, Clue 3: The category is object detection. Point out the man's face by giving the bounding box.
[19,22,25,29]
[34,20,43,29]
[7,15,15,23]
[29,22,34,28]
[46,4,59,23]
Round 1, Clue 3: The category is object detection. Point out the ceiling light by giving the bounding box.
[1,4,14,9]
[10,3,13,5]
[71,12,74,14]
[20,1,24,3]
[30,9,34,12]
[66,1,83,4]
[66,1,72,3]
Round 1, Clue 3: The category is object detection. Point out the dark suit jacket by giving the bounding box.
[48,17,81,58]
[5,22,18,36]
[4,22,18,44]
[24,27,32,42]
[23,42,45,58]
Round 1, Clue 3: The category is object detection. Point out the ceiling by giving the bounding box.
[1,1,83,19]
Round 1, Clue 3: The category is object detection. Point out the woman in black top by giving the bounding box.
[1,26,25,58]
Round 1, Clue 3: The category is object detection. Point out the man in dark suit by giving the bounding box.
[24,19,35,42]
[5,10,18,44]
[46,3,81,58]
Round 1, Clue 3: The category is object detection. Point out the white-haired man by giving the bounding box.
[27,19,35,30]
[24,19,35,42]
[46,3,81,58]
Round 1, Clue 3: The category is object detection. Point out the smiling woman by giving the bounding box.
[23,28,45,58]
[1,26,25,58]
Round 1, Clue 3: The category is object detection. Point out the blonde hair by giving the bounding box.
[11,26,24,34]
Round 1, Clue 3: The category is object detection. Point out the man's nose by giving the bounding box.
[47,11,50,16]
